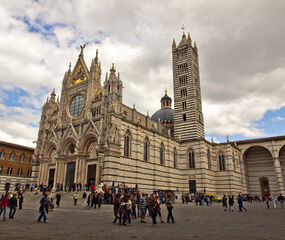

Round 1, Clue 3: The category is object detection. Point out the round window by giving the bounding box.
[69,95,84,117]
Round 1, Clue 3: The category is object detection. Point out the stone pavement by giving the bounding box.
[0,193,284,240]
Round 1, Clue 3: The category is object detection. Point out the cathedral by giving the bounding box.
[33,33,285,197]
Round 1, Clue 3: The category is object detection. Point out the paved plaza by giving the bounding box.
[0,193,284,240]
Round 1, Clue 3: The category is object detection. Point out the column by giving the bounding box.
[273,157,285,195]
[74,158,79,184]
[53,161,59,190]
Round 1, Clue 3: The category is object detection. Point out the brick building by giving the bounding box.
[0,140,34,191]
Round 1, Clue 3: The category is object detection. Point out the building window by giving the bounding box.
[160,143,165,165]
[182,102,187,110]
[219,153,226,171]
[183,114,187,122]
[29,156,33,164]
[0,149,5,159]
[27,170,32,178]
[232,151,236,170]
[173,148,177,168]
[20,153,25,162]
[124,130,131,157]
[188,150,195,169]
[10,152,15,161]
[207,149,211,170]
[17,168,22,177]
[7,167,13,176]
[0,165,2,175]
[143,137,150,161]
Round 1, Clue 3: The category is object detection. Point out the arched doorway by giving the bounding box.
[279,145,285,188]
[244,146,278,195]
[259,177,270,196]
[4,182,10,191]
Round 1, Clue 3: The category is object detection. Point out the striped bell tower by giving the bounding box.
[172,32,204,141]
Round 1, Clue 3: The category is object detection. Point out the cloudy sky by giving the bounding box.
[1,0,285,147]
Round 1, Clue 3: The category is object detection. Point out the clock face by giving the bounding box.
[69,95,84,117]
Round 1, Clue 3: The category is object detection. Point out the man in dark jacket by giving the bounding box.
[238,194,247,212]
[222,195,227,211]
[9,194,17,219]
[38,192,49,223]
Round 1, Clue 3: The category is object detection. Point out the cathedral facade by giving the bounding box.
[33,33,285,196]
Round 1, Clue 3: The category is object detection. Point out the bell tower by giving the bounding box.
[172,32,204,141]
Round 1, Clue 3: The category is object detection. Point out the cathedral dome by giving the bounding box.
[151,108,174,122]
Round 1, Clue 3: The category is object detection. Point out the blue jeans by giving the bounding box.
[2,207,7,221]
[38,207,47,222]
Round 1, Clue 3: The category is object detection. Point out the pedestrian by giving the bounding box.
[155,195,164,223]
[265,196,270,209]
[86,193,92,209]
[0,194,3,216]
[209,195,213,206]
[229,195,234,211]
[38,192,49,223]
[126,195,132,224]
[113,194,121,224]
[139,193,147,223]
[9,194,17,219]
[49,191,54,210]
[18,192,24,210]
[166,193,175,223]
[238,194,247,212]
[278,194,284,208]
[55,192,61,207]
[222,195,227,211]
[150,195,158,227]
[1,193,9,221]
[82,191,87,206]
[73,192,79,206]
[271,196,277,208]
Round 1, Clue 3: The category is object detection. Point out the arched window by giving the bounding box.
[10,152,15,161]
[29,156,33,164]
[124,130,131,157]
[143,137,150,161]
[207,149,211,169]
[20,153,25,162]
[219,153,226,171]
[160,143,165,165]
[188,150,195,169]
[173,148,177,168]
[0,149,5,160]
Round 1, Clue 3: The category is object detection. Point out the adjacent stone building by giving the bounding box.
[0,141,34,191]
[33,33,285,196]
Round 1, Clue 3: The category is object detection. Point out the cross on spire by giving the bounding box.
[181,24,185,34]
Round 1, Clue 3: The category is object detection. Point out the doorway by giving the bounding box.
[4,182,10,191]
[259,177,270,196]
[189,180,196,194]
[87,164,96,186]
[65,162,76,189]
[48,168,55,189]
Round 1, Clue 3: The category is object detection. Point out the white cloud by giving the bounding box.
[0,0,285,146]
[273,116,284,121]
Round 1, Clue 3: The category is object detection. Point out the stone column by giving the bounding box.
[74,158,79,184]
[95,163,100,186]
[53,161,59,190]
[273,157,285,195]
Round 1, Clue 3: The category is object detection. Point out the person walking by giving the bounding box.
[238,194,247,212]
[265,196,270,209]
[18,192,24,210]
[55,192,61,208]
[166,193,175,224]
[271,196,277,208]
[38,192,49,223]
[278,194,284,208]
[82,191,87,206]
[155,195,164,223]
[9,194,17,219]
[73,192,79,206]
[222,195,227,211]
[139,193,147,223]
[229,195,234,211]
[113,194,121,224]
[1,193,9,221]
[150,195,158,227]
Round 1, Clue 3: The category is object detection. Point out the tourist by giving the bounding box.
[131,195,136,219]
[73,192,79,206]
[150,195,158,227]
[238,194,247,212]
[271,196,277,208]
[55,192,61,207]
[9,193,17,219]
[0,194,3,216]
[166,193,175,223]
[18,191,24,210]
[1,193,9,221]
[82,191,87,206]
[146,194,151,217]
[229,195,234,211]
[49,191,54,209]
[119,193,127,225]
[126,195,132,224]
[139,193,147,223]
[136,193,141,218]
[155,195,164,223]
[278,194,284,208]
[38,192,49,223]
[265,196,270,209]
[209,195,213,206]
[113,193,121,224]
[222,195,227,211]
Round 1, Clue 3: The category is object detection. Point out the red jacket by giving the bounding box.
[1,196,9,207]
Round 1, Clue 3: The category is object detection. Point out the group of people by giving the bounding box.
[112,191,175,227]
[0,191,24,221]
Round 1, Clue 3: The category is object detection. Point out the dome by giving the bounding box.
[161,93,172,102]
[151,108,174,122]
